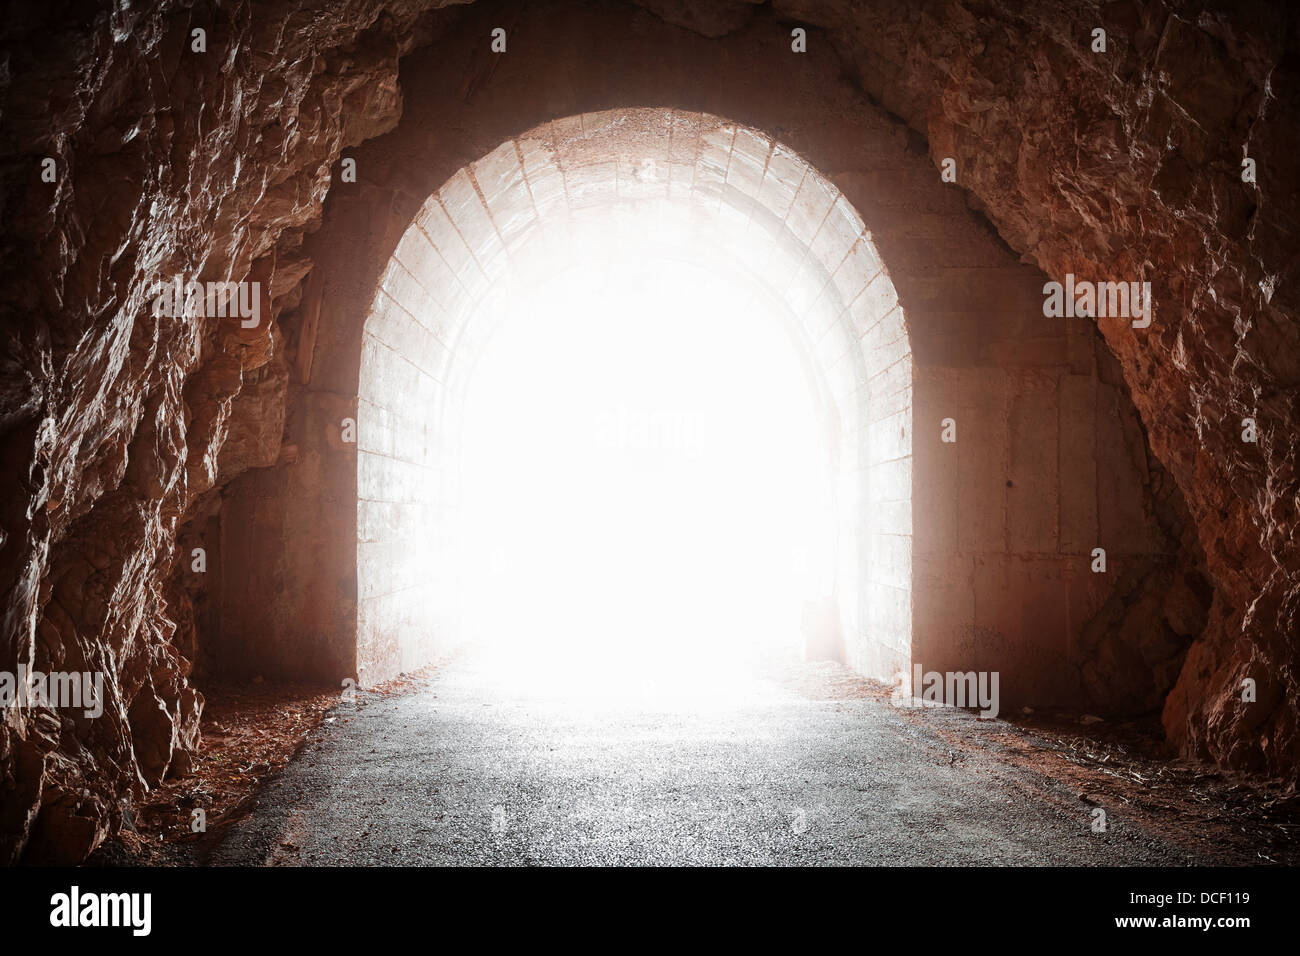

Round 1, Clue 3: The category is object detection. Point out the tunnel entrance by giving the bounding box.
[212,95,1197,723]
[355,110,914,689]
[7,0,1282,870]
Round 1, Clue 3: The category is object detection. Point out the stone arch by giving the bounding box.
[356,109,912,683]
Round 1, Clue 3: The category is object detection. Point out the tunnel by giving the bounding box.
[0,0,1297,869]
[351,110,911,687]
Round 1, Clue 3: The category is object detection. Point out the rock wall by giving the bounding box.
[0,0,435,864]
[0,0,1294,863]
[799,0,1300,774]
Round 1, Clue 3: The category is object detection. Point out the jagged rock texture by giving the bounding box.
[0,0,428,864]
[816,0,1300,774]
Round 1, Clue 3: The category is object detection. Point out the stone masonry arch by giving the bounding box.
[355,109,910,683]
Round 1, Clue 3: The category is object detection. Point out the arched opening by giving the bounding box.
[355,109,913,689]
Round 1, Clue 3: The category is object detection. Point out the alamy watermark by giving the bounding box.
[50,886,150,936]
[1043,273,1151,328]
[891,664,1000,719]
[0,666,104,718]
[151,276,261,328]
[594,405,703,454]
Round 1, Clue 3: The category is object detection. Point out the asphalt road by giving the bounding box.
[212,654,1214,866]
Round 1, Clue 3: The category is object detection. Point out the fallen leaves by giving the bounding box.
[114,680,339,861]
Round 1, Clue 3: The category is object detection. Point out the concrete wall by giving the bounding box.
[905,265,1173,708]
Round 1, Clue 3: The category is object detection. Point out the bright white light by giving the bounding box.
[454,232,836,705]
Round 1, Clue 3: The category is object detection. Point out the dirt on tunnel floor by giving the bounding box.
[779,662,1300,866]
[106,652,1289,868]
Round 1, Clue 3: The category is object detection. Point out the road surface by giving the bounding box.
[212,653,1218,866]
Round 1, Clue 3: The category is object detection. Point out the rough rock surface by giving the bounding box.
[797,0,1300,776]
[0,0,1296,863]
[0,0,431,864]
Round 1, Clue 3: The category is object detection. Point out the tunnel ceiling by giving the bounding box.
[0,0,1297,864]
[368,109,898,400]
